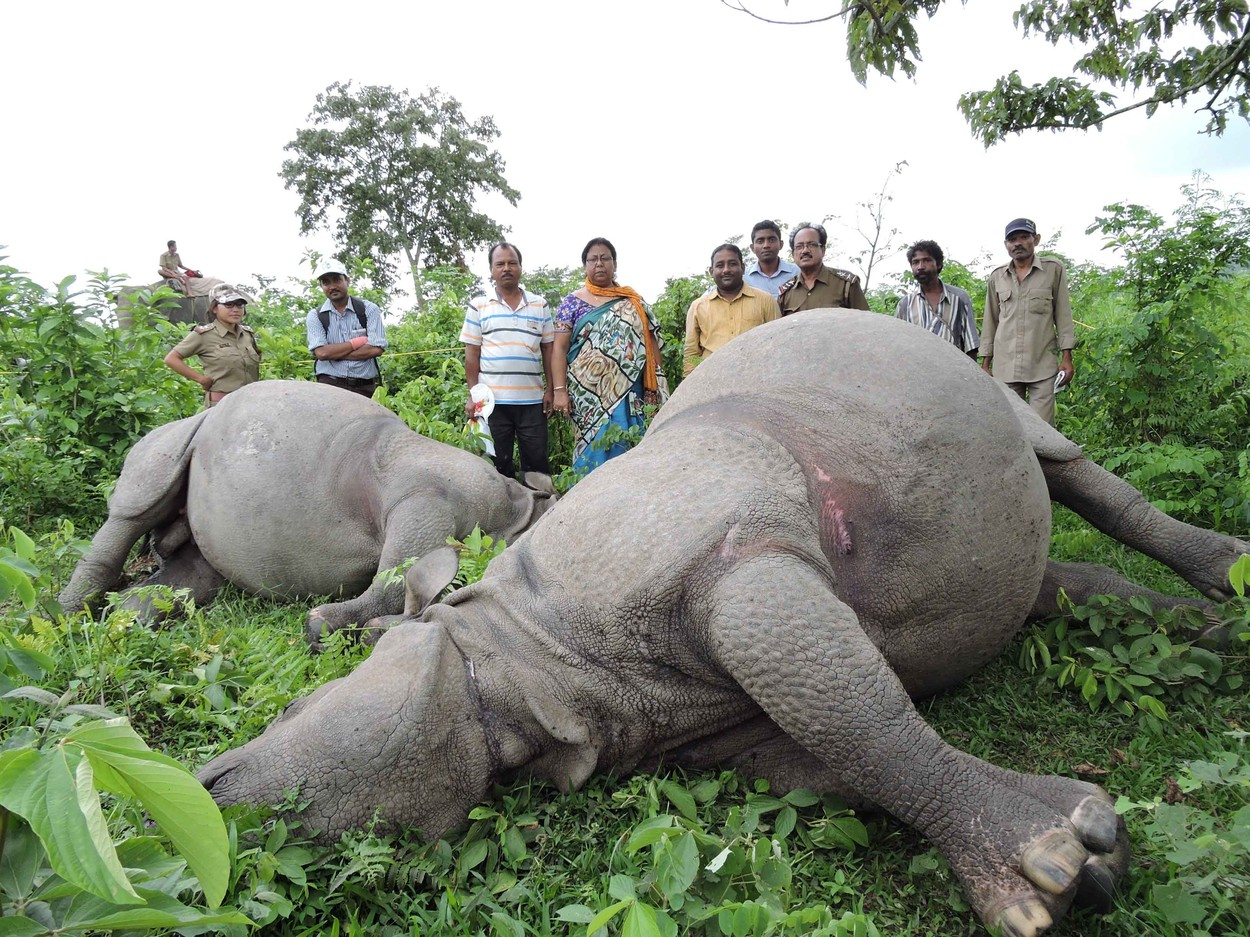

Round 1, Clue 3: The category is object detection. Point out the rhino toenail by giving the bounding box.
[1021,830,1086,894]
[993,897,1053,937]
[1071,795,1118,852]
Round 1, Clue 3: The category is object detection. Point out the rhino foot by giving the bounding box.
[955,773,1127,936]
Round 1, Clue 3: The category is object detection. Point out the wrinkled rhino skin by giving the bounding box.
[201,314,1246,936]
[60,380,555,639]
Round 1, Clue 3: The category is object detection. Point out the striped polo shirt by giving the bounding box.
[460,288,555,405]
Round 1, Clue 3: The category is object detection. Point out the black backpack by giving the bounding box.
[318,297,382,382]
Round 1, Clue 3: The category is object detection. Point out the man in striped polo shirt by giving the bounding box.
[461,242,556,480]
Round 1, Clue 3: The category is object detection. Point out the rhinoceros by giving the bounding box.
[60,380,555,639]
[199,313,1246,936]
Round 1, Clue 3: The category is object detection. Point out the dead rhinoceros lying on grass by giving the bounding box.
[200,314,1246,937]
[60,380,555,640]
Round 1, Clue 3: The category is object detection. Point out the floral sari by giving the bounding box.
[560,295,667,473]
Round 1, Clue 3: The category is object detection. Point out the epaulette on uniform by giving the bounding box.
[831,267,858,282]
[194,324,214,333]
[240,323,255,333]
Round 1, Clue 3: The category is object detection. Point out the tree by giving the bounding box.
[281,82,520,301]
[824,160,907,291]
[721,2,1250,145]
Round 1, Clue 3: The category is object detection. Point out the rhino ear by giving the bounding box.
[403,547,460,616]
[521,471,558,496]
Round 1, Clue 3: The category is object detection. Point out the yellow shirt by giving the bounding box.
[982,256,1075,383]
[684,285,780,375]
[159,250,181,272]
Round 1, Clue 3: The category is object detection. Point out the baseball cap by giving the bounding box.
[313,258,349,280]
[210,283,254,305]
[1005,218,1037,237]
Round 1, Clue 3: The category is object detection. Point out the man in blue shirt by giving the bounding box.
[305,258,387,398]
[744,220,800,297]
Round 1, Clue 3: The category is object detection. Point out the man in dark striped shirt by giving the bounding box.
[894,240,980,359]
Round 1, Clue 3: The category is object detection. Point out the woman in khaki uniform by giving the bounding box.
[164,284,261,407]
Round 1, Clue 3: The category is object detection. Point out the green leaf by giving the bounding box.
[781,788,819,808]
[586,898,631,934]
[64,719,230,907]
[0,916,49,937]
[459,837,489,871]
[1151,879,1207,924]
[0,745,140,905]
[59,885,252,930]
[654,831,699,900]
[659,779,698,821]
[554,903,596,924]
[775,805,797,839]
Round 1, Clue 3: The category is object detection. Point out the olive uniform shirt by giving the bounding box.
[683,284,780,375]
[777,266,870,315]
[159,250,182,272]
[171,320,261,393]
[981,256,1075,383]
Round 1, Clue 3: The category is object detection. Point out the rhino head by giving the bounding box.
[198,615,492,840]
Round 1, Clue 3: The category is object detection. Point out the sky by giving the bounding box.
[4,0,1248,305]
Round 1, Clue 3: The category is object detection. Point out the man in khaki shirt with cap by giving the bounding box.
[981,218,1075,425]
[776,223,870,315]
[684,244,780,376]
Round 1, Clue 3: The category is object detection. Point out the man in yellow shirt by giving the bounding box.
[684,244,781,376]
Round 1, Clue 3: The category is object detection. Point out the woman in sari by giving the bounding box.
[552,237,666,474]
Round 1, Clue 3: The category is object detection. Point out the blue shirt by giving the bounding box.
[305,296,387,379]
[745,259,800,297]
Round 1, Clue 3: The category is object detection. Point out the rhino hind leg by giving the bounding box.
[704,553,1122,936]
[1041,457,1247,601]
[60,412,207,612]
[115,540,227,625]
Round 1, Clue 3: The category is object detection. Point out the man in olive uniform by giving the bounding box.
[980,218,1075,425]
[776,223,870,315]
[163,284,261,408]
[159,239,192,294]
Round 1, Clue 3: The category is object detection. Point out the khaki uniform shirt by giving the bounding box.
[171,320,261,393]
[777,266,870,315]
[982,256,1075,383]
[683,284,780,375]
[159,250,182,273]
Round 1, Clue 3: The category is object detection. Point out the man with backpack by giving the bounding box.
[306,258,387,398]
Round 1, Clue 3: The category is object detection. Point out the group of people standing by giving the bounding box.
[683,217,1075,426]
[160,214,1075,483]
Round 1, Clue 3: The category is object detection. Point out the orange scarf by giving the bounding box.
[584,279,660,394]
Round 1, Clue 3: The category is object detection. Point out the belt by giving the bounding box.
[319,374,377,386]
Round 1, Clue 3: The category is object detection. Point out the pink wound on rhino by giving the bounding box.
[823,498,853,555]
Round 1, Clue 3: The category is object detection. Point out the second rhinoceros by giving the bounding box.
[60,380,555,640]
[200,314,1246,937]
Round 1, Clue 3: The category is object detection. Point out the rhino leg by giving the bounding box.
[1029,560,1216,619]
[305,517,462,649]
[1041,457,1247,601]
[114,540,227,625]
[60,414,207,613]
[706,553,1123,937]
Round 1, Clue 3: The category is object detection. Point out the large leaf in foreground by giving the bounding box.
[65,719,231,907]
[0,746,140,904]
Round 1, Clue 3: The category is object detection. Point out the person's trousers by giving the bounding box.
[315,374,379,398]
[487,404,550,479]
[1006,375,1056,425]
